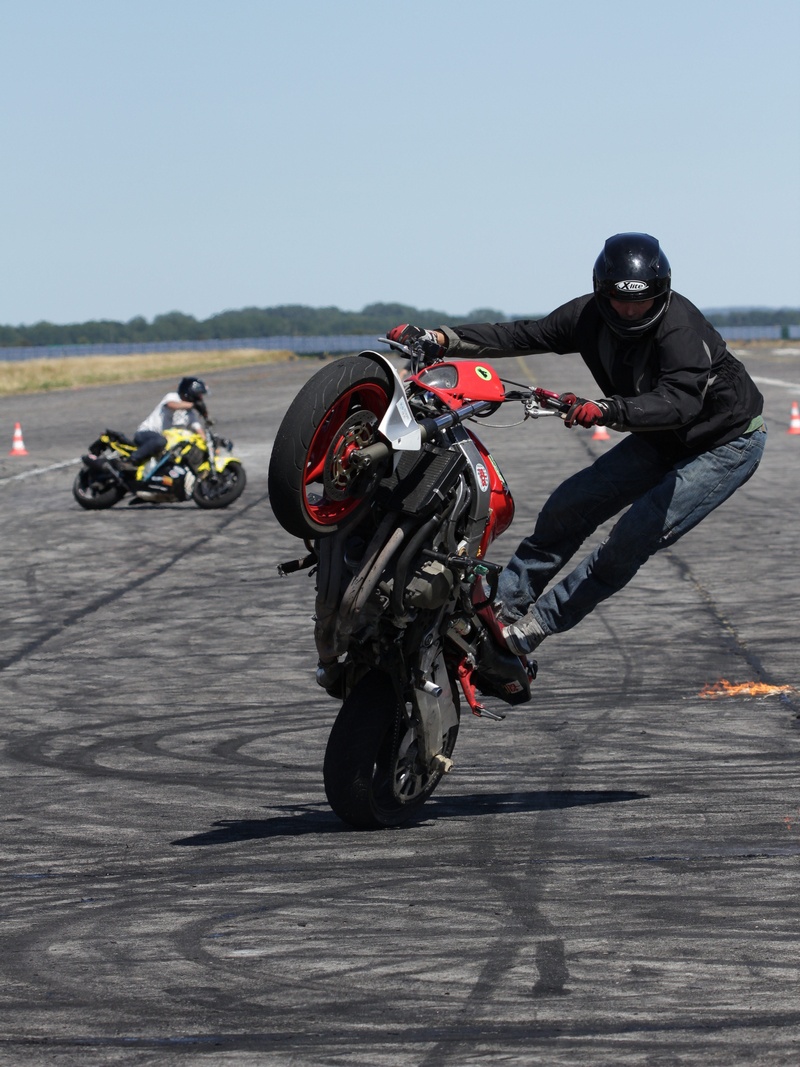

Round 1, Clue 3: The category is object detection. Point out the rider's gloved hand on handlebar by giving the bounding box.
[387,323,425,345]
[387,323,446,362]
[562,395,615,429]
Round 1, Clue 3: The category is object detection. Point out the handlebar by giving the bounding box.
[378,335,572,415]
[529,387,571,415]
[350,382,572,474]
[350,395,499,472]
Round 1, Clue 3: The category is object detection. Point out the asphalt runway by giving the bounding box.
[1,344,799,1065]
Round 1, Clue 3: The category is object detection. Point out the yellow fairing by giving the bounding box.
[162,428,241,473]
[163,427,206,450]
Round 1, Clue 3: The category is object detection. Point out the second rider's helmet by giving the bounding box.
[593,232,672,338]
[177,376,209,414]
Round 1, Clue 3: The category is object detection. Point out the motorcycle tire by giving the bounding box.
[268,355,393,539]
[72,468,126,510]
[192,461,247,509]
[323,668,459,830]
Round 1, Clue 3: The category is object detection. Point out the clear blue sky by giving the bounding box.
[1,0,798,327]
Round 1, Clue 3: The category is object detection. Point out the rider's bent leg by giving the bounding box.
[497,435,669,618]
[129,430,168,465]
[509,427,766,651]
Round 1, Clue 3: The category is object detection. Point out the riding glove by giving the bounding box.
[387,324,445,362]
[562,396,616,429]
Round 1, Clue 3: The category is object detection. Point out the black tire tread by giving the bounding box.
[72,469,125,510]
[323,669,457,830]
[192,462,247,509]
[268,355,392,539]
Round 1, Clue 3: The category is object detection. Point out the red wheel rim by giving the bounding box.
[303,382,389,527]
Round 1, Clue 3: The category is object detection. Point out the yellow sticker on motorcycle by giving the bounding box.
[475,366,493,381]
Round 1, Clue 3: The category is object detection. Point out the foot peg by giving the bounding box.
[456,661,506,720]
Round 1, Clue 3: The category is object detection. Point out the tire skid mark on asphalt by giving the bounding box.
[4,722,322,785]
[0,491,269,673]
[0,458,81,485]
[416,431,649,1060]
[5,1010,800,1054]
[0,885,234,1007]
[417,639,639,1060]
[664,549,800,717]
[419,421,727,1059]
[1,825,346,1005]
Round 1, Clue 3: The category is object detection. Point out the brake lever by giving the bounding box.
[523,397,566,420]
[378,335,410,356]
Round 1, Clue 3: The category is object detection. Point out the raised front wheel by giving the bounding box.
[268,355,393,539]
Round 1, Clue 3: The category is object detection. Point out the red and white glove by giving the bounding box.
[387,323,423,345]
[387,323,445,362]
[561,395,614,429]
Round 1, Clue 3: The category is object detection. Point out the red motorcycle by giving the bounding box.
[268,336,568,828]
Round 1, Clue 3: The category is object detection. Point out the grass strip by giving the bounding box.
[0,348,296,396]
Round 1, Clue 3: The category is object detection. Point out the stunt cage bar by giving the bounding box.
[349,346,569,475]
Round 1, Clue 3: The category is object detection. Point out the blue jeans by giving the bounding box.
[496,427,766,636]
[130,430,167,465]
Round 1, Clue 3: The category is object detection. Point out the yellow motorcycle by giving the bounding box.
[73,422,246,510]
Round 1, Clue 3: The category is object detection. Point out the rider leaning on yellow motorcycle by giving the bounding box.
[113,377,210,472]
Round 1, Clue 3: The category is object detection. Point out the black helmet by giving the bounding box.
[593,232,671,337]
[177,376,209,404]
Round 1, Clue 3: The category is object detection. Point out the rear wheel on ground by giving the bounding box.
[72,468,126,510]
[323,668,459,829]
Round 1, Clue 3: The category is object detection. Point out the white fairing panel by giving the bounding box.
[361,351,422,451]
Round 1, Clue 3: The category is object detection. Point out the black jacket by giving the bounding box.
[441,292,763,458]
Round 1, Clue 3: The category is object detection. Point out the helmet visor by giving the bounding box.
[596,291,671,337]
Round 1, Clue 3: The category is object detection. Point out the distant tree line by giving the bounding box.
[0,303,503,348]
[0,302,797,348]
[701,307,800,328]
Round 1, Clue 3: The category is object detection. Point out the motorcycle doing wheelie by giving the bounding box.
[73,419,247,510]
[268,336,568,829]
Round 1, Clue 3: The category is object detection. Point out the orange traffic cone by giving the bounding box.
[788,401,800,435]
[592,423,610,441]
[8,422,28,456]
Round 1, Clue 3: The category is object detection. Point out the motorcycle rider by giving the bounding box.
[388,232,766,657]
[114,376,210,471]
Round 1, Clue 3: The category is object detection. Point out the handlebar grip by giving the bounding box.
[533,387,571,413]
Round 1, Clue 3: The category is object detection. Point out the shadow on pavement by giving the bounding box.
[171,789,648,846]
